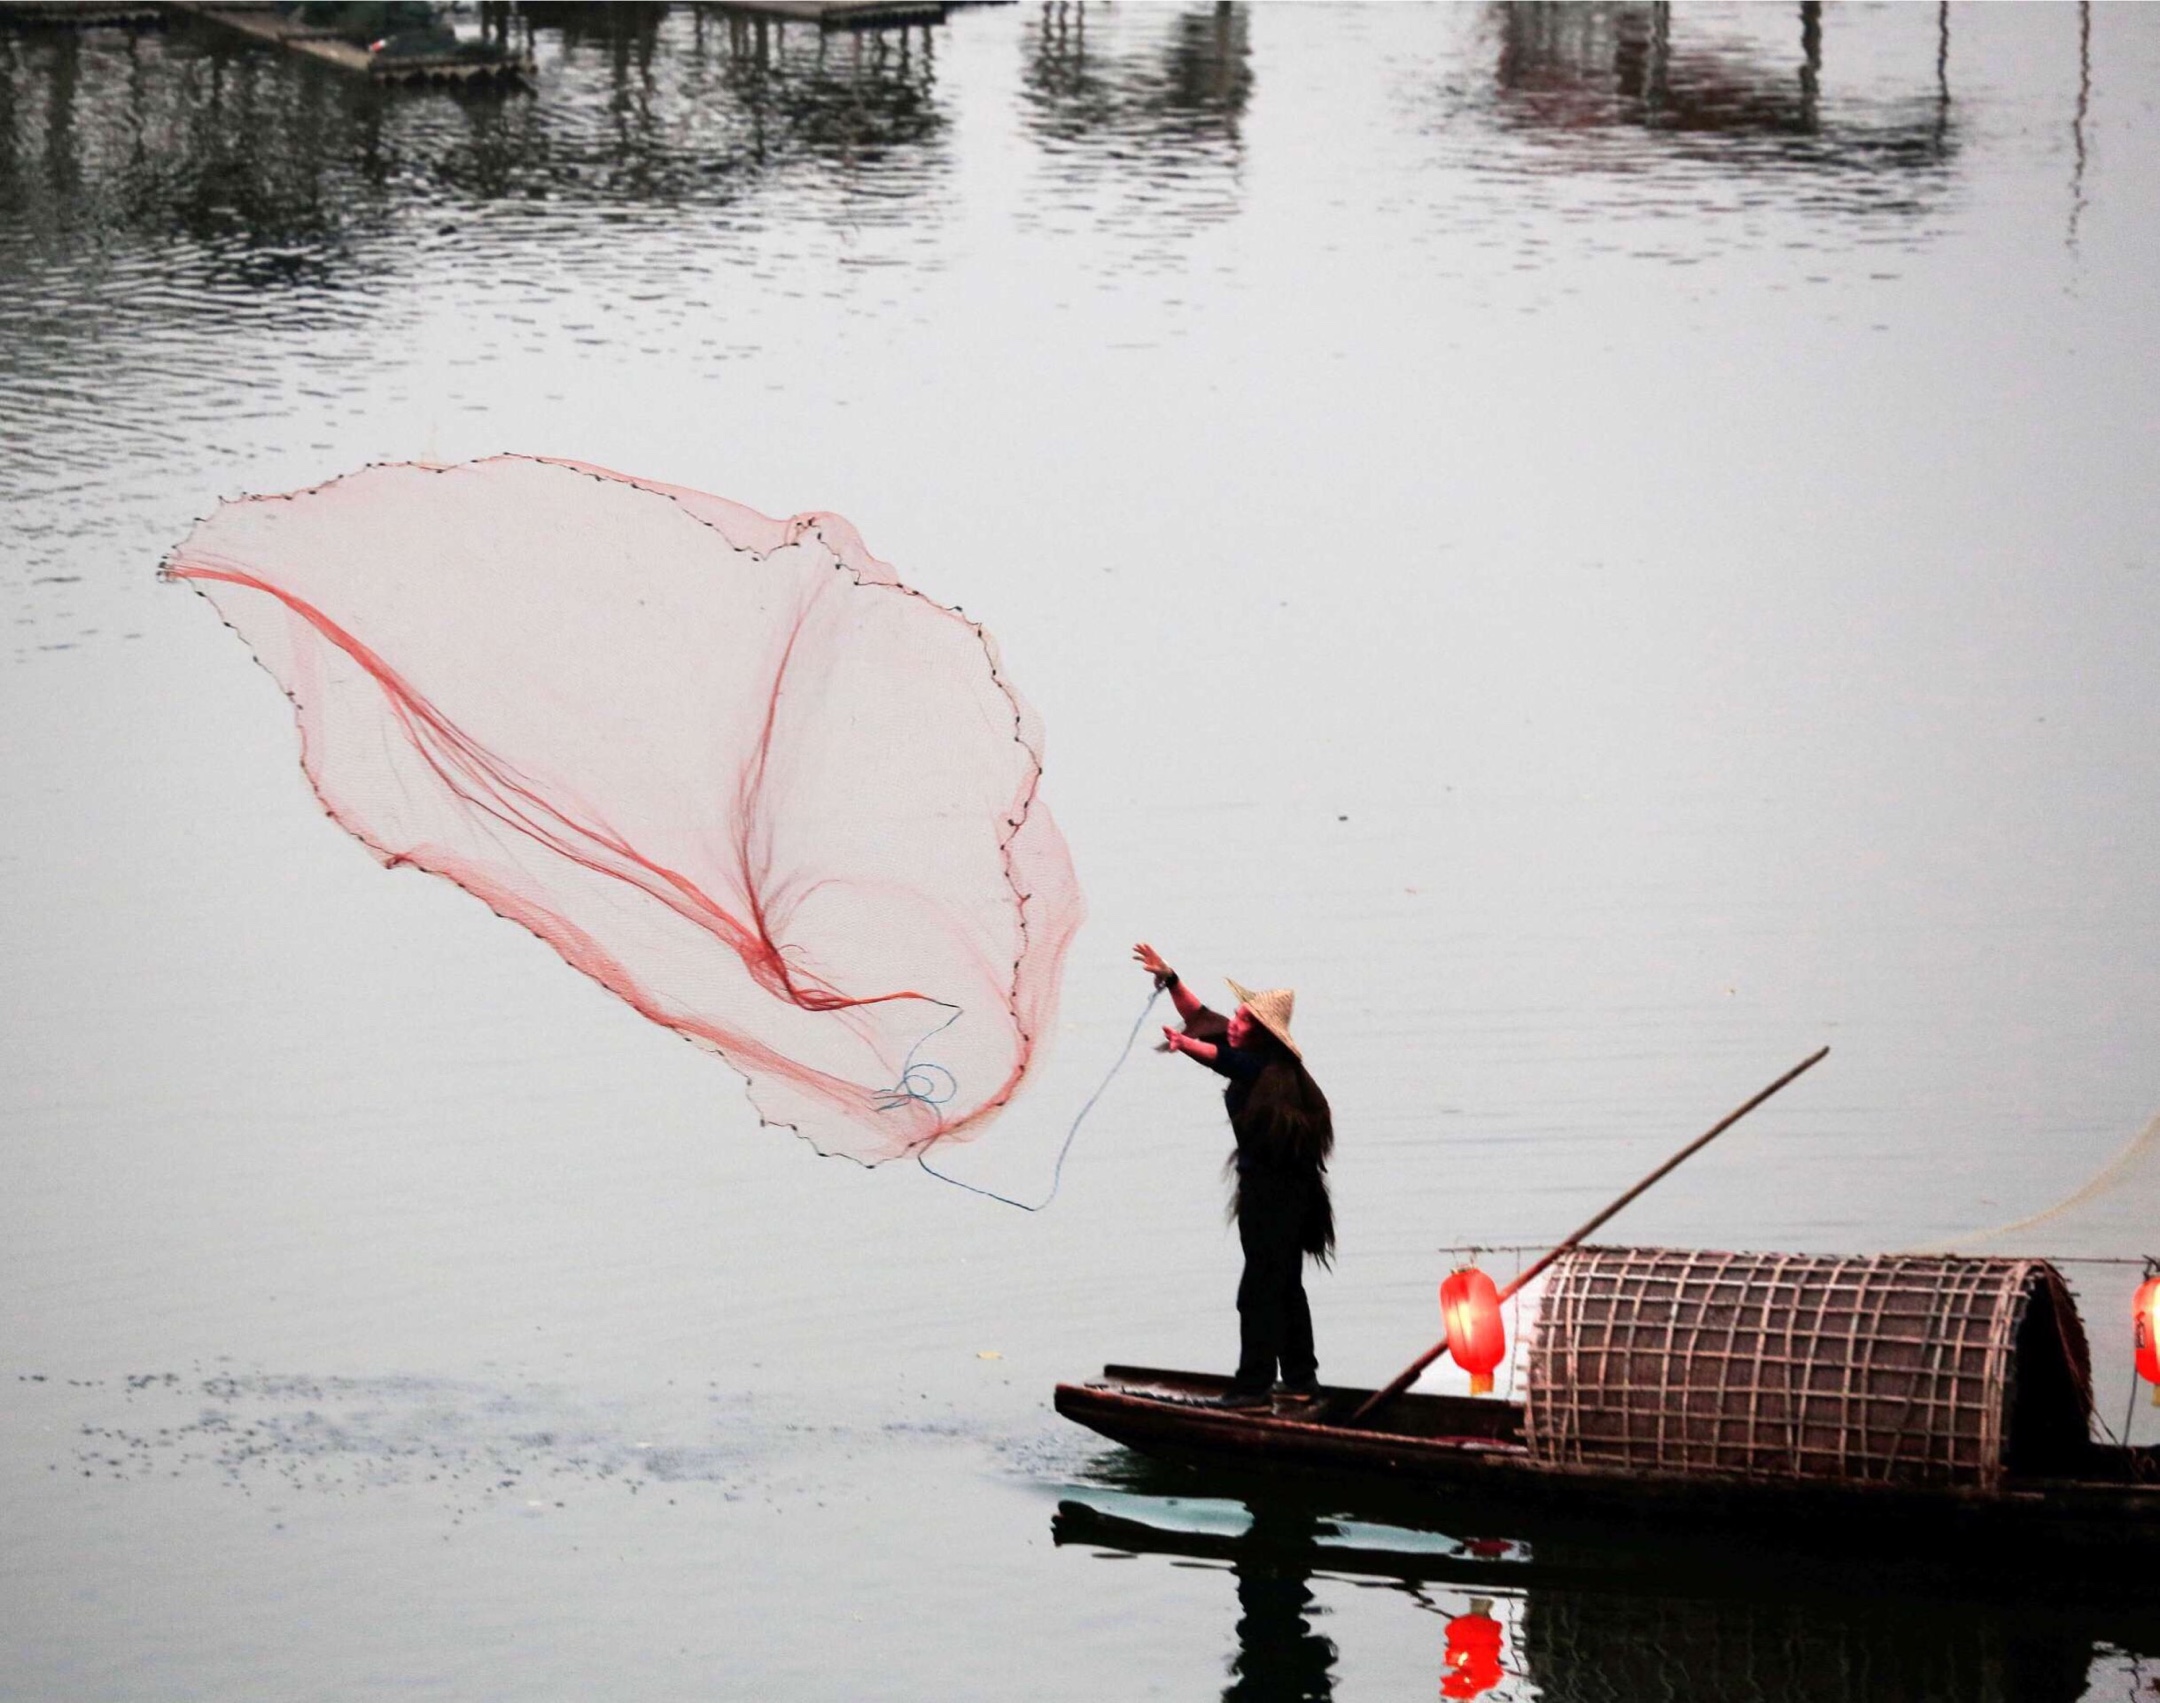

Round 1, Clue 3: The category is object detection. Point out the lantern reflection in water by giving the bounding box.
[1441,1599,1506,1700]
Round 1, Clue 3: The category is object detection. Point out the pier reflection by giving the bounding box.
[1053,1487,2152,1703]
[0,2,953,275]
[1461,1,1958,222]
[1024,1,1250,142]
[1021,2,1250,233]
[514,3,946,194]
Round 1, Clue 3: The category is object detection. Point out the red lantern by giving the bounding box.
[2136,1277,2160,1406]
[1441,1602,1505,1699]
[1441,1266,1506,1396]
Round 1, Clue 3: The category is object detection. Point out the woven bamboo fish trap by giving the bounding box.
[1524,1247,2093,1491]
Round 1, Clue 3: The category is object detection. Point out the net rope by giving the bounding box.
[915,985,1163,1211]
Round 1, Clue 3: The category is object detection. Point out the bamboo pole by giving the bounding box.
[1348,1046,1830,1425]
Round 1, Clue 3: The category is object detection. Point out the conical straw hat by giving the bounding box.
[1227,979,1300,1059]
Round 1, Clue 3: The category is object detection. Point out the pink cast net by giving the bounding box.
[164,456,1084,1164]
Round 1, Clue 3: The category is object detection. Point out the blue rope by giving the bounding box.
[909,984,1164,1212]
[871,1001,963,1113]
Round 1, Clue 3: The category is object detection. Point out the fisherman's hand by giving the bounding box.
[1160,1026,1186,1054]
[1133,942,1171,980]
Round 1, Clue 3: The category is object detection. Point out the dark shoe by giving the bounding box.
[1214,1387,1273,1410]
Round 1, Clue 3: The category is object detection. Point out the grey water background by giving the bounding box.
[4,2,2159,1697]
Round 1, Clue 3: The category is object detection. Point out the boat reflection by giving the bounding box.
[1053,1484,2155,1703]
[1521,1582,2096,1703]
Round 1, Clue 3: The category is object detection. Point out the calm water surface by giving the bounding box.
[5,4,2160,1698]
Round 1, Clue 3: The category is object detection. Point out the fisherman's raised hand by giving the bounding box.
[1133,942,1171,980]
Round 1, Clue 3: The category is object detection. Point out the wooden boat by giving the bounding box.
[1056,1247,2160,1573]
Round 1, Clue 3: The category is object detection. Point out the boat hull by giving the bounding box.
[1055,1365,2160,1574]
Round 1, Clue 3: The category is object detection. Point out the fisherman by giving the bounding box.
[1134,942,1335,1410]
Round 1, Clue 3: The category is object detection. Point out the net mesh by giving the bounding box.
[163,455,1083,1163]
[1919,1107,2160,1445]
[1930,1110,2160,1262]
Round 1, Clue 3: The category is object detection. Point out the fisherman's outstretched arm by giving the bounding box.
[1162,1029,1218,1064]
[1132,941,1205,1023]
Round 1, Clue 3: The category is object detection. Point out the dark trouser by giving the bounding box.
[1233,1173,1317,1393]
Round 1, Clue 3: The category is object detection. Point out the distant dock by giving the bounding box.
[0,3,166,22]
[712,1,959,28]
[1,1,986,76]
[165,3,532,86]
